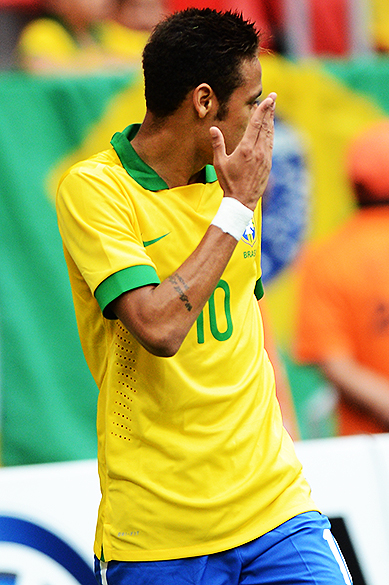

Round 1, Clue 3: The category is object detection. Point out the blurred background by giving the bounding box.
[2,1,389,583]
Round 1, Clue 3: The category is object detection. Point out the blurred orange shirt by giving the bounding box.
[294,207,389,435]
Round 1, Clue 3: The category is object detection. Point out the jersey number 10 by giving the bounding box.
[196,280,233,344]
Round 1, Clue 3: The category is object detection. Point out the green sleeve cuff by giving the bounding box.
[254,277,264,300]
[95,265,160,319]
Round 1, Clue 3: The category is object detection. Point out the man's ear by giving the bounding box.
[192,83,216,118]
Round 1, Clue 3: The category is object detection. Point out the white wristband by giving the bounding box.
[211,197,254,241]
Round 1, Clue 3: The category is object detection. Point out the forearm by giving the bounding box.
[321,355,389,429]
[111,224,237,357]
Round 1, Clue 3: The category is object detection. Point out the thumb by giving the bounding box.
[209,126,226,164]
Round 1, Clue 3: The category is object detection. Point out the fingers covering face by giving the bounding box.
[244,92,277,149]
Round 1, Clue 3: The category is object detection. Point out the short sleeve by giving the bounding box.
[56,159,160,316]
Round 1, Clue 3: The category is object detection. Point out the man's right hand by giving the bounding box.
[209,92,276,211]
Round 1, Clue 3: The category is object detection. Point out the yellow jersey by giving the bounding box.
[56,124,315,562]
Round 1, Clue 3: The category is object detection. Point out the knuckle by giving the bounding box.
[240,143,253,160]
[251,118,262,131]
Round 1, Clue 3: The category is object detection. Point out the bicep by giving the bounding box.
[110,285,157,331]
[109,283,183,357]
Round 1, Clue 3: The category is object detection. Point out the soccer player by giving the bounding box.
[57,8,352,585]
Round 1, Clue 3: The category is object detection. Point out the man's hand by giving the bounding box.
[209,93,276,211]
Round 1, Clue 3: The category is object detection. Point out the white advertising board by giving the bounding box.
[0,459,100,584]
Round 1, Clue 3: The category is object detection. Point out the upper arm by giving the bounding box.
[109,285,162,351]
[95,265,160,319]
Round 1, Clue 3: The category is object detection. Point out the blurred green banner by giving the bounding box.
[0,72,136,465]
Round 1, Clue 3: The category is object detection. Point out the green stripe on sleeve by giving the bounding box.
[254,277,264,300]
[95,265,160,319]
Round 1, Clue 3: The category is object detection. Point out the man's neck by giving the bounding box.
[130,110,209,189]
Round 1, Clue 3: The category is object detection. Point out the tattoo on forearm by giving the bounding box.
[168,274,192,311]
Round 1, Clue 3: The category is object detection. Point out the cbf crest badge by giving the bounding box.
[241,217,257,247]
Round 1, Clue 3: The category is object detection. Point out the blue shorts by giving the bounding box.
[94,512,353,585]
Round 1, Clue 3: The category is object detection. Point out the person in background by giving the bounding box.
[294,120,389,436]
[103,0,166,65]
[115,0,165,31]
[17,0,113,72]
[0,0,41,69]
[57,9,351,584]
[16,0,160,73]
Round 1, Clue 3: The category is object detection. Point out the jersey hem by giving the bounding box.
[94,503,319,562]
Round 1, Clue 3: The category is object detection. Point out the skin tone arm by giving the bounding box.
[111,93,277,357]
[321,355,389,430]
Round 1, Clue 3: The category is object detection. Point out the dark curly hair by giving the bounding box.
[142,8,260,119]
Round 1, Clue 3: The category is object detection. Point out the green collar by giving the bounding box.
[111,124,217,191]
